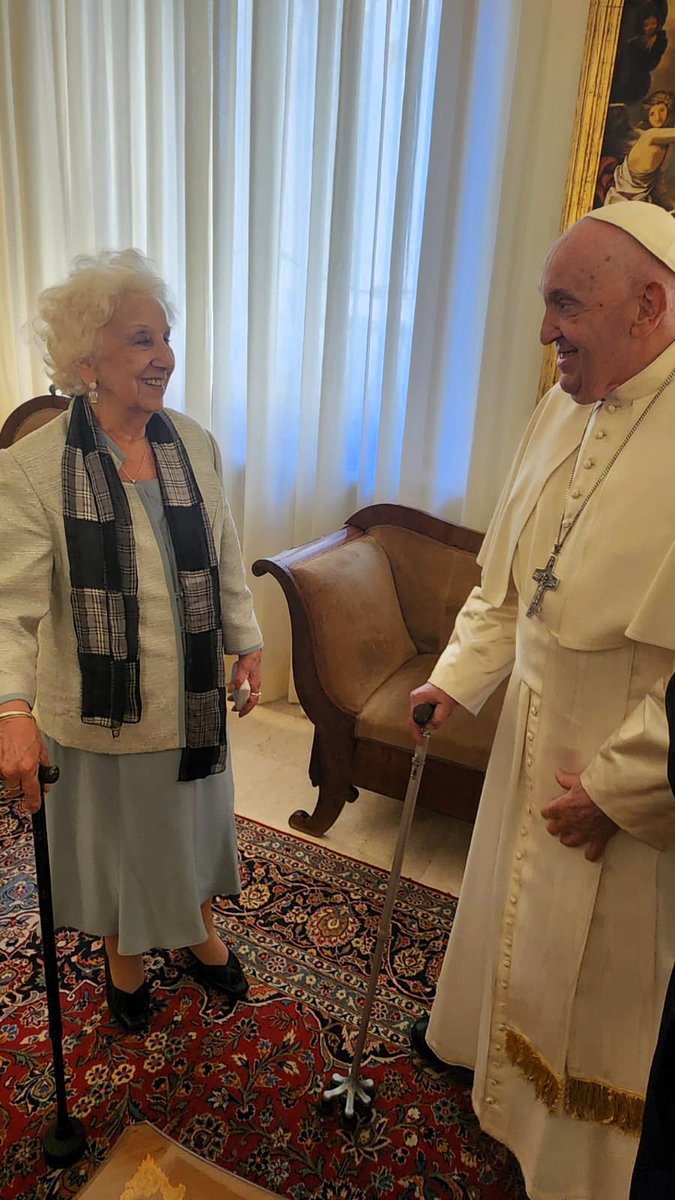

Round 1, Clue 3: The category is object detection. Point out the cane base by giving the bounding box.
[43,1115,87,1167]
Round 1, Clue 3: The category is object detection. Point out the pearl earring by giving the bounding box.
[88,381,99,405]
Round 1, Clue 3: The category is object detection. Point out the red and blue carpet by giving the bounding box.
[0,811,527,1199]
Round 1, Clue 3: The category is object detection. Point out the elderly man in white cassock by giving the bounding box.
[408,199,675,1200]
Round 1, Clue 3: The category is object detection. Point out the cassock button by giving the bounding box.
[527,757,533,767]
[530,705,539,716]
[571,488,581,499]
[486,1097,495,1105]
[527,731,534,741]
[515,850,524,860]
[606,403,616,413]
[594,430,606,440]
[583,458,594,469]
[520,826,528,836]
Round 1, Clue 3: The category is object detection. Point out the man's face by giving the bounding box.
[539,223,641,405]
[643,16,659,38]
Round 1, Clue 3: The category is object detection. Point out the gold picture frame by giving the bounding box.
[538,0,627,397]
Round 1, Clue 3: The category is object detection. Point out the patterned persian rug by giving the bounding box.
[0,812,527,1199]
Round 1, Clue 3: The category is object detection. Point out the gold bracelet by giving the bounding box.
[0,711,36,722]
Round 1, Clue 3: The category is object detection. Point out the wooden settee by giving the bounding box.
[253,504,506,835]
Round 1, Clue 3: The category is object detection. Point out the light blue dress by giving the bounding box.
[44,471,241,956]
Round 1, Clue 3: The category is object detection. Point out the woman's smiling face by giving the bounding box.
[84,293,175,413]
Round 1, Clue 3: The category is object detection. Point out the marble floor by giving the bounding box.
[228,699,473,897]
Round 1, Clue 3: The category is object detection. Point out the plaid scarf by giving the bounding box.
[62,395,227,781]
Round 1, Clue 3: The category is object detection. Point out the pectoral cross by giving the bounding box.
[527,550,560,618]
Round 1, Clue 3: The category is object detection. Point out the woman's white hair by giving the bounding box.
[34,249,176,395]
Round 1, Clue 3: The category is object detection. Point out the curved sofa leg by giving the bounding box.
[290,782,357,836]
[292,713,357,835]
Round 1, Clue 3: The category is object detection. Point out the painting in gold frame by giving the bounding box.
[539,0,675,394]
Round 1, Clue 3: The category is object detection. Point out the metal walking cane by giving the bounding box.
[30,764,87,1166]
[321,702,436,1128]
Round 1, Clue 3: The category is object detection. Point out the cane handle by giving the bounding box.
[412,702,436,728]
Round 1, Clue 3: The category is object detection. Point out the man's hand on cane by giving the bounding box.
[408,683,457,745]
[541,769,619,862]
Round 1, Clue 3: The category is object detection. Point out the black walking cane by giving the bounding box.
[31,764,87,1167]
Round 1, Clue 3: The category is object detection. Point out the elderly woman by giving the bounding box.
[0,249,262,1033]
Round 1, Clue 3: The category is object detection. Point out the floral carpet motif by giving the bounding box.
[0,812,527,1199]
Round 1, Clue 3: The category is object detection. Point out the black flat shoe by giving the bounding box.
[186,946,249,1000]
[104,950,150,1034]
[410,1015,474,1085]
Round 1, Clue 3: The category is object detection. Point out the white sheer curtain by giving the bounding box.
[0,0,590,696]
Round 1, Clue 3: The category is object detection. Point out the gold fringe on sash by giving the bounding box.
[504,1028,561,1110]
[564,1077,644,1136]
[505,1027,644,1135]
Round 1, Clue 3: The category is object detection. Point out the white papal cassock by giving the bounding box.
[427,342,675,1200]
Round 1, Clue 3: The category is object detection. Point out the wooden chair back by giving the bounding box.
[0,394,70,449]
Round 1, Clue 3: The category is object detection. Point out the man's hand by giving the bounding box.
[541,769,619,862]
[408,683,458,745]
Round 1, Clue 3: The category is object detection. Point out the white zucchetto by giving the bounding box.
[586,200,675,271]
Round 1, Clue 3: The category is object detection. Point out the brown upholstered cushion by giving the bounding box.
[355,653,506,772]
[369,525,481,653]
[291,535,416,714]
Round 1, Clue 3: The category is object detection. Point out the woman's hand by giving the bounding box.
[0,712,50,814]
[229,649,263,718]
[408,682,458,745]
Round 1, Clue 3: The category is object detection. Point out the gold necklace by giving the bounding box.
[119,441,150,484]
[526,364,675,618]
